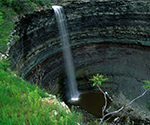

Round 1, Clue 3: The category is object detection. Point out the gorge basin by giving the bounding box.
[9,0,150,123]
[70,91,111,118]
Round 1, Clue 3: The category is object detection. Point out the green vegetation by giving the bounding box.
[0,4,14,54]
[90,74,150,124]
[89,74,108,87]
[143,80,150,110]
[143,80,150,89]
[0,58,83,124]
[0,0,52,14]
[0,1,84,124]
[0,0,51,55]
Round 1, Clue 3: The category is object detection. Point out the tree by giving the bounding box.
[90,74,150,124]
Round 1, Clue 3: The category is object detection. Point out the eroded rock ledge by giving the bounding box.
[9,0,150,122]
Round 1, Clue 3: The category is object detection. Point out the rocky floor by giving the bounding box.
[70,92,150,125]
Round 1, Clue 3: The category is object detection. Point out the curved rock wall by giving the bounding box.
[9,0,150,106]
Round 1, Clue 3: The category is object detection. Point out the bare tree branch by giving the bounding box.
[97,84,107,117]
[126,88,150,106]
[100,88,150,124]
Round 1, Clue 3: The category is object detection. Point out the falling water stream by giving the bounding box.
[52,6,79,101]
[52,5,111,119]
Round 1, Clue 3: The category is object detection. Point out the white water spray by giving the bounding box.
[52,6,79,101]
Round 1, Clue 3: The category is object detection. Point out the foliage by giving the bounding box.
[0,0,52,14]
[143,80,150,89]
[95,120,107,125]
[0,0,51,54]
[90,74,150,124]
[143,80,150,111]
[89,74,108,86]
[0,57,10,70]
[0,1,84,124]
[0,8,15,54]
[0,58,83,125]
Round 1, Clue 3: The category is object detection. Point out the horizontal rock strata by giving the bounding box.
[9,0,150,113]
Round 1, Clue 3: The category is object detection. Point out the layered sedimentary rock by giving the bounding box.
[9,0,150,112]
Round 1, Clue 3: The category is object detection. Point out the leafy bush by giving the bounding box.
[1,0,52,14]
[0,57,10,70]
[0,8,15,54]
[0,0,52,54]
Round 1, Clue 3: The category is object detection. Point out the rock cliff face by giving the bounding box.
[9,0,150,111]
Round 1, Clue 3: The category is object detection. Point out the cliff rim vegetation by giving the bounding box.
[0,1,84,124]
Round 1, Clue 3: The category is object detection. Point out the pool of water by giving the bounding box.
[70,91,111,117]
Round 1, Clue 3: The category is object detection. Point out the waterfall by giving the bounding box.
[52,6,79,101]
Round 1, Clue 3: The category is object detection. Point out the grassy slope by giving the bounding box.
[0,59,83,125]
[0,1,83,124]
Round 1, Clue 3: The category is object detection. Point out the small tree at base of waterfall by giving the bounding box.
[89,74,150,124]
